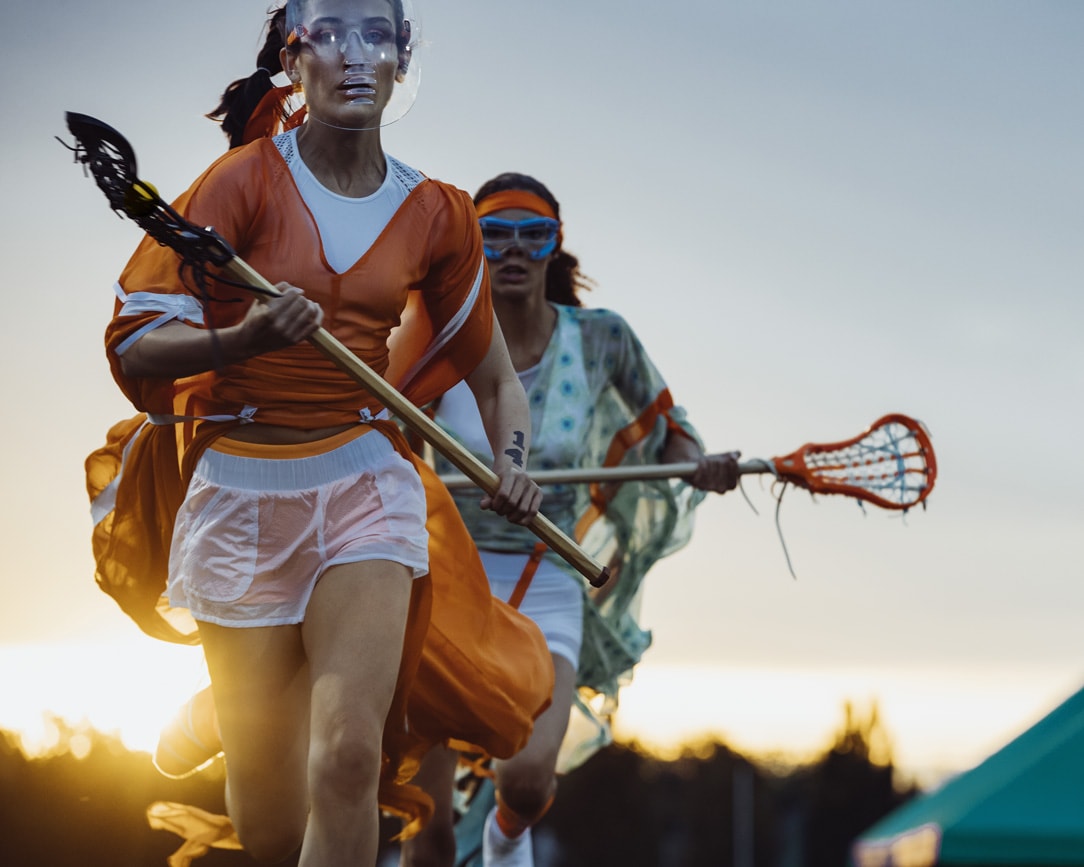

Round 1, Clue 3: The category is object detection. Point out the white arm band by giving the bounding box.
[113,283,206,356]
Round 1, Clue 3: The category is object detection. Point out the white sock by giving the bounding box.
[482,806,533,867]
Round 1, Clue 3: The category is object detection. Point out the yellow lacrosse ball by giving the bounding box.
[124,181,159,217]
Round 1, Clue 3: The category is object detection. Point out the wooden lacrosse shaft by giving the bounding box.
[438,459,776,488]
[220,257,609,588]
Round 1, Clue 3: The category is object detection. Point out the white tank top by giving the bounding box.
[274,128,420,273]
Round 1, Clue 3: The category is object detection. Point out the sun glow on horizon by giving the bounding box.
[1,641,209,758]
[2,642,1080,792]
[610,662,1083,788]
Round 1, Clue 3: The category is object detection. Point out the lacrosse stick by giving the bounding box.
[60,111,608,588]
[438,413,937,511]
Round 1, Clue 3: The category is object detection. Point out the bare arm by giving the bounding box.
[464,313,542,524]
[119,284,323,379]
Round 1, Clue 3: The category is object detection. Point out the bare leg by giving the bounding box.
[197,621,310,864]
[403,656,574,867]
[299,559,414,867]
[492,653,576,819]
[398,744,459,867]
[198,559,413,866]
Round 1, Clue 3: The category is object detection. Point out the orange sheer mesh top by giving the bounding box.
[105,136,493,433]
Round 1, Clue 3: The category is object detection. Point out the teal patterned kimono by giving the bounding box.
[433,304,707,769]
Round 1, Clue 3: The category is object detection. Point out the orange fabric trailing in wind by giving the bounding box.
[87,416,198,644]
[406,460,554,757]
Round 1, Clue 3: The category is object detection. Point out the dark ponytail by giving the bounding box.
[473,172,594,307]
[207,6,288,148]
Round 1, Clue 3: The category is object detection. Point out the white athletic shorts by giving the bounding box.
[168,427,429,628]
[480,550,583,669]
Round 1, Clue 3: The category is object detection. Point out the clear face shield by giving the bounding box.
[287,0,421,130]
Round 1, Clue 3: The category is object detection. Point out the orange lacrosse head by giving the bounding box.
[768,413,937,510]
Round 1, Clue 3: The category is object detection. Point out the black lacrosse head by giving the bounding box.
[64,112,140,215]
[62,111,237,270]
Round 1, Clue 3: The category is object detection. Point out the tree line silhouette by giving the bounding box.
[0,702,917,867]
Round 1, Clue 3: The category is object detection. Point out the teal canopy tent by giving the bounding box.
[852,684,1084,867]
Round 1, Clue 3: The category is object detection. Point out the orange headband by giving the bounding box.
[475,190,558,220]
[475,190,563,251]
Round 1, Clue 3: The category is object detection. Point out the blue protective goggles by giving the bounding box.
[478,216,560,261]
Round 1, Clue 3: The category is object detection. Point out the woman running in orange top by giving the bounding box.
[101,2,544,865]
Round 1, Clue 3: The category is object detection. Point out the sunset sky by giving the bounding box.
[2,1,1082,787]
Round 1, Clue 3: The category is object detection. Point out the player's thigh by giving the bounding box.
[197,621,310,841]
[302,559,415,750]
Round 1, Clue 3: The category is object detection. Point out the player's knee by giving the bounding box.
[225,773,306,863]
[234,815,305,865]
[497,770,556,823]
[309,720,383,804]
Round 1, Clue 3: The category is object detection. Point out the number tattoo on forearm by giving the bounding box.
[504,430,526,467]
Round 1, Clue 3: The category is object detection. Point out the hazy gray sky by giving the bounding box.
[3,2,1082,778]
